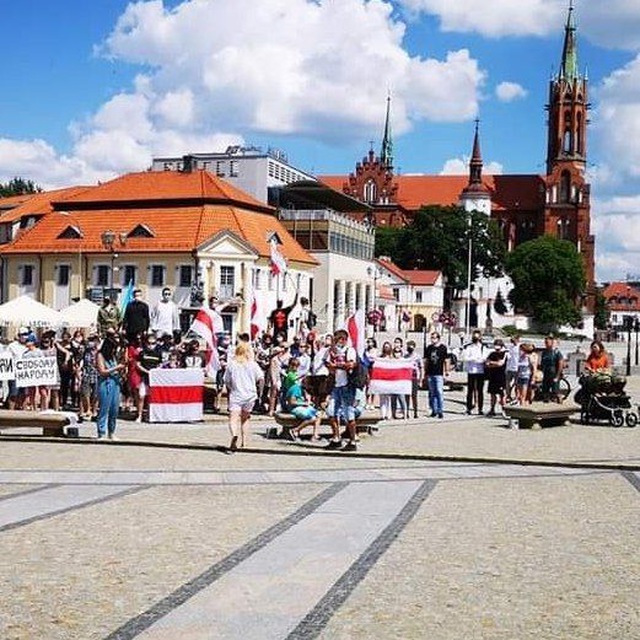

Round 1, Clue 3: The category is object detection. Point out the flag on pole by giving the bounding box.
[188,306,223,376]
[368,359,413,396]
[119,279,134,313]
[269,238,287,276]
[149,368,204,423]
[250,292,267,339]
[346,309,366,359]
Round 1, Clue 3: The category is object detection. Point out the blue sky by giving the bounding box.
[1,0,639,282]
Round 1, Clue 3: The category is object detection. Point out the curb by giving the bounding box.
[1,433,640,472]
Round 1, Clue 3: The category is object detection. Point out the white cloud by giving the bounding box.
[495,81,527,102]
[440,156,503,175]
[396,0,564,38]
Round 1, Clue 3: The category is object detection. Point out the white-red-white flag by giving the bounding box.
[368,358,413,396]
[148,368,204,423]
[189,306,223,376]
[269,238,287,276]
[346,309,366,359]
[250,292,267,339]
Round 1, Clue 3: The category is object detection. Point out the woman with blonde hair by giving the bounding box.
[223,341,263,451]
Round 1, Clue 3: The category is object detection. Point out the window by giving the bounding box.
[220,266,235,298]
[560,171,571,203]
[229,160,239,177]
[268,271,275,291]
[96,265,109,287]
[364,179,377,204]
[253,268,262,290]
[415,290,423,303]
[21,265,34,287]
[151,265,165,287]
[216,161,225,177]
[123,265,137,286]
[179,265,193,288]
[392,288,400,301]
[282,272,288,291]
[57,265,70,287]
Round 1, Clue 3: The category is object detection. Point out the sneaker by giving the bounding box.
[465,410,472,415]
[430,411,437,418]
[108,433,117,441]
[229,436,238,452]
[342,442,357,452]
[135,416,142,423]
[97,434,105,440]
[286,429,297,442]
[487,410,496,417]
[438,413,444,419]
[326,439,342,450]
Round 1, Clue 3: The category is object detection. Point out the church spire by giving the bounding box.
[560,0,579,83]
[380,93,393,168]
[469,118,483,186]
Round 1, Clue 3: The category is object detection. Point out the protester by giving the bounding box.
[463,330,488,415]
[425,331,448,419]
[268,292,299,342]
[324,329,358,450]
[151,287,180,337]
[96,335,125,440]
[404,340,423,419]
[223,341,264,451]
[377,341,394,420]
[505,334,520,403]
[485,338,508,417]
[97,296,121,335]
[284,363,321,441]
[515,343,535,406]
[136,333,162,421]
[585,341,609,373]
[122,289,150,340]
[539,334,565,402]
[6,328,28,409]
[80,334,99,421]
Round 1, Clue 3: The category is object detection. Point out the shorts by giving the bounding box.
[331,385,356,423]
[291,405,317,421]
[516,376,531,387]
[228,399,256,413]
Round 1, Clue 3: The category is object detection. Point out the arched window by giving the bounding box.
[563,111,572,153]
[576,113,583,155]
[363,179,377,204]
[559,171,571,203]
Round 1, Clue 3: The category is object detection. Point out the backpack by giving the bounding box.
[348,356,369,390]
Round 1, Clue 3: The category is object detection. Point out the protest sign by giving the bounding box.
[15,356,59,388]
[0,350,15,381]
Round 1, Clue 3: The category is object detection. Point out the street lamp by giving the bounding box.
[635,317,640,367]
[367,264,380,335]
[625,315,632,377]
[465,216,473,340]
[100,230,127,300]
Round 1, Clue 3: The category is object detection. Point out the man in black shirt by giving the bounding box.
[425,331,449,418]
[122,289,150,340]
[269,292,298,342]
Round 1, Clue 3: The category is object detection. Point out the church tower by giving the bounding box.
[459,119,492,216]
[544,1,595,300]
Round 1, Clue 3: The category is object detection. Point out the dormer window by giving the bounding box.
[127,223,154,239]
[57,225,83,239]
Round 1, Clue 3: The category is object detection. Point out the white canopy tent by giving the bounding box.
[59,298,100,328]
[0,295,63,329]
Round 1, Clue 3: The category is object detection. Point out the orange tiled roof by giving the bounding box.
[603,282,640,312]
[0,204,317,265]
[0,187,93,223]
[0,193,35,211]
[376,258,441,286]
[321,174,545,212]
[57,170,270,213]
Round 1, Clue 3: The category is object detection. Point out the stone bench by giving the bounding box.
[271,412,382,439]
[0,410,73,437]
[502,402,581,430]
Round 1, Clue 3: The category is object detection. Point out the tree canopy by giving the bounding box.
[505,235,586,330]
[375,205,506,306]
[0,177,42,197]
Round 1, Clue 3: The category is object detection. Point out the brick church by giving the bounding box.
[320,3,595,314]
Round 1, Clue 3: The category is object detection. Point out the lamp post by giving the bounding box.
[625,315,632,377]
[465,216,473,340]
[100,230,127,300]
[635,317,640,367]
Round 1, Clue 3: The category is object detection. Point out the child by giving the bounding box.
[285,379,321,441]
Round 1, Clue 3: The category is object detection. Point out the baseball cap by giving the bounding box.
[18,327,29,335]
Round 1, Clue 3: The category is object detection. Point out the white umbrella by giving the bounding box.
[59,298,100,328]
[0,295,63,328]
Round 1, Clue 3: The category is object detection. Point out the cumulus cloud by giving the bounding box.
[496,81,527,102]
[0,0,486,188]
[440,156,503,175]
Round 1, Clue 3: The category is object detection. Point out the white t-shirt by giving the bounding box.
[464,341,488,375]
[151,300,179,336]
[325,345,356,388]
[223,359,264,405]
[506,342,520,372]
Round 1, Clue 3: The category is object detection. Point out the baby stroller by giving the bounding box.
[575,372,638,427]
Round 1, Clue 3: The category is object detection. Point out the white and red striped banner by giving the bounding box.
[269,239,287,275]
[149,368,204,423]
[368,358,413,396]
[345,309,366,358]
[189,306,223,376]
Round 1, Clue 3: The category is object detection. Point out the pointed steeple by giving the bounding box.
[380,93,393,168]
[469,118,483,186]
[560,1,579,83]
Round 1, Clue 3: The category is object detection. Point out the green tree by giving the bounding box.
[0,177,42,197]
[593,288,608,330]
[505,235,586,330]
[375,205,506,307]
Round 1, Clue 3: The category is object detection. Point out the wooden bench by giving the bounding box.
[502,402,581,430]
[271,412,382,439]
[0,410,73,437]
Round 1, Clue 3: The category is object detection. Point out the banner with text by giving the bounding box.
[16,356,59,388]
[0,350,15,381]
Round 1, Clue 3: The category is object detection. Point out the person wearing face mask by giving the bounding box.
[463,330,488,415]
[135,334,162,422]
[404,340,423,419]
[485,339,508,417]
[425,331,449,419]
